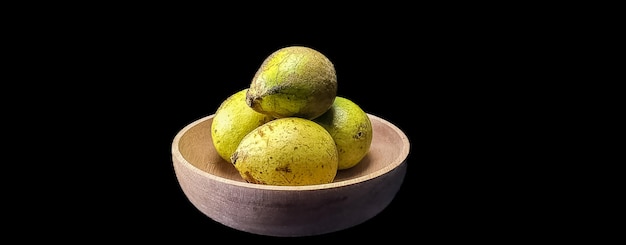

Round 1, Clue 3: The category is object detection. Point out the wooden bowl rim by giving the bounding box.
[172,113,410,191]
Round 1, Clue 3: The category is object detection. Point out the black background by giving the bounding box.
[14,9,554,242]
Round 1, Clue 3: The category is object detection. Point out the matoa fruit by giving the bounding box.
[211,89,275,163]
[313,96,372,170]
[246,46,337,120]
[231,117,339,186]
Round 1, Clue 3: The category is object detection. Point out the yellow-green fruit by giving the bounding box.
[313,96,373,170]
[211,89,275,163]
[246,46,338,120]
[231,117,339,186]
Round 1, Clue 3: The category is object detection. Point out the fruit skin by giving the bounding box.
[246,46,337,120]
[211,89,275,163]
[313,96,373,170]
[231,117,339,186]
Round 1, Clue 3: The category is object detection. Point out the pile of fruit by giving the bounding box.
[211,46,372,186]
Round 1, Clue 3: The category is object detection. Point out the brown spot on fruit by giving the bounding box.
[257,128,265,137]
[244,171,265,184]
[230,151,239,165]
[275,165,292,173]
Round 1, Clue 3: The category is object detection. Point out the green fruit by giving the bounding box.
[246,46,338,120]
[211,89,275,163]
[231,117,339,186]
[313,96,373,170]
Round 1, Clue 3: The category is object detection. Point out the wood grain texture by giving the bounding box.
[172,113,409,237]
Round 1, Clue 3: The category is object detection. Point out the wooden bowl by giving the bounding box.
[172,113,410,237]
